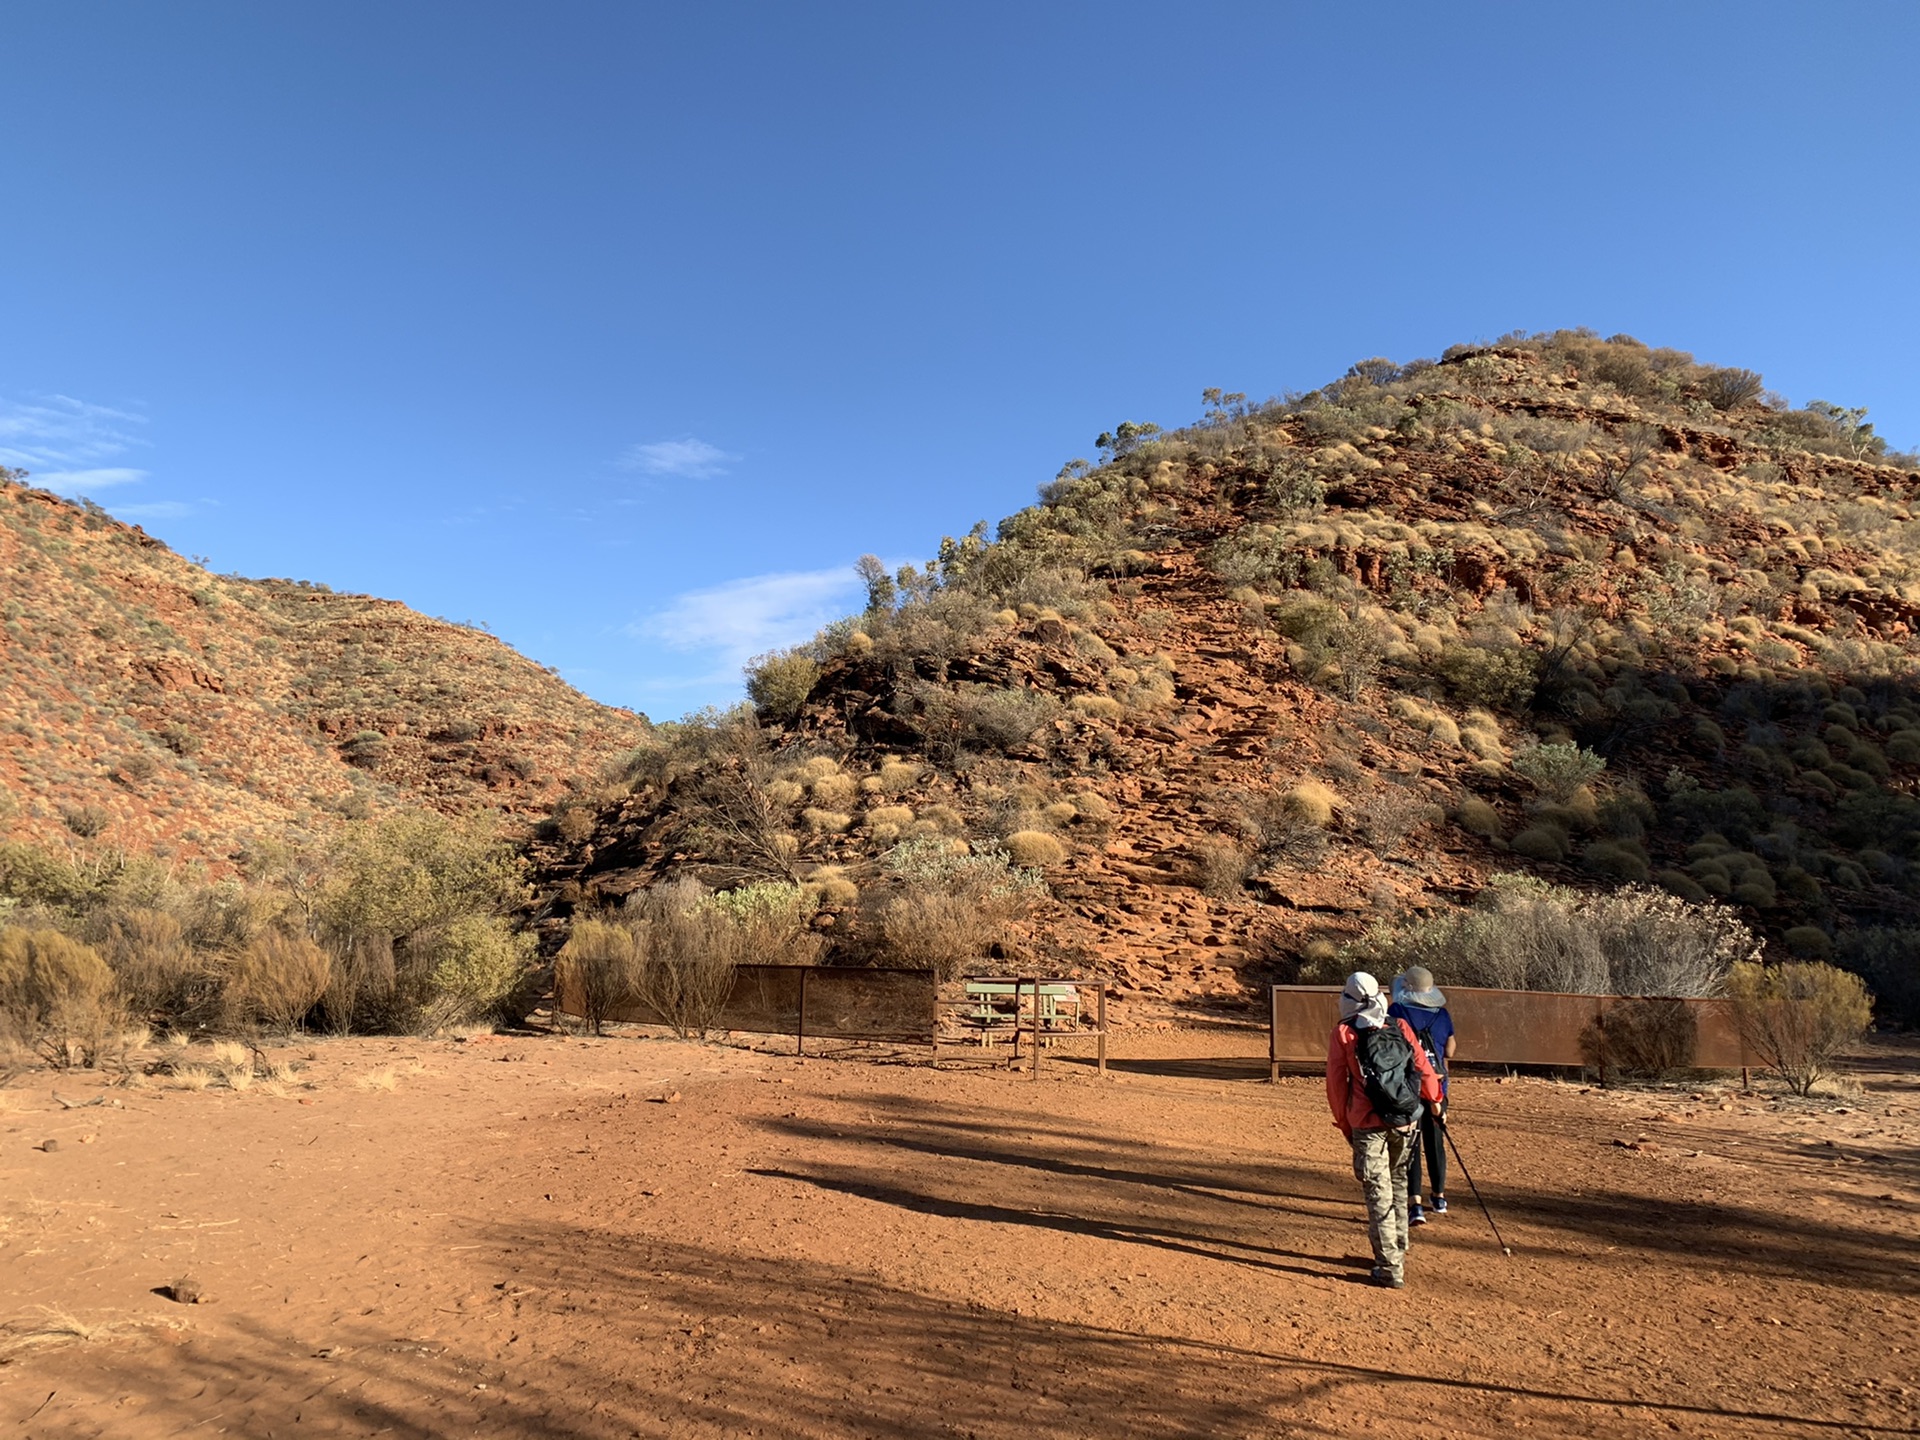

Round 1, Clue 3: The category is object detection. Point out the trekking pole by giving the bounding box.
[1435,1114,1513,1259]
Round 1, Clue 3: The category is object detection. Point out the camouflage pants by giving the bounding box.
[1350,1126,1416,1278]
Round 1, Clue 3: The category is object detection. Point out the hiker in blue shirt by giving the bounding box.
[1390,967,1455,1226]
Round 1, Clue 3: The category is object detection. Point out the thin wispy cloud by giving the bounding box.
[34,466,149,496]
[633,565,861,688]
[0,394,148,475]
[619,437,739,479]
[111,500,193,520]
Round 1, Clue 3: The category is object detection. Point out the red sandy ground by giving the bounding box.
[1,1026,1916,1439]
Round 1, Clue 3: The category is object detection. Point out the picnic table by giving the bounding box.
[959,979,1081,1045]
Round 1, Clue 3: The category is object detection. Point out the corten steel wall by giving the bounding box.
[556,964,938,1044]
[1269,985,1754,1069]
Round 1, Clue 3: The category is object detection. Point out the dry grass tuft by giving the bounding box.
[356,1066,400,1092]
[168,1065,214,1091]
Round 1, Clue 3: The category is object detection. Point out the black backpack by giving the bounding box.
[1350,1020,1424,1127]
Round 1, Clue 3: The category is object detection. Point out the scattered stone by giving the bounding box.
[38,1138,59,1153]
[653,1091,682,1105]
[164,1277,205,1304]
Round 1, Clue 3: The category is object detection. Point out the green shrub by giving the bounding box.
[1655,869,1709,903]
[1510,825,1567,862]
[1886,732,1920,765]
[744,649,821,724]
[1727,961,1872,1096]
[872,838,1046,979]
[60,803,112,838]
[1582,839,1650,883]
[1513,742,1607,802]
[1454,797,1504,840]
[1835,928,1920,1027]
[1434,643,1538,710]
[420,916,534,1028]
[1782,926,1834,960]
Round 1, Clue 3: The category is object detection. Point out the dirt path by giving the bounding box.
[2,1030,1917,1439]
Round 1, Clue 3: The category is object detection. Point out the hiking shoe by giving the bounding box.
[1409,1200,1427,1226]
[1431,1195,1449,1215]
[1370,1266,1405,1289]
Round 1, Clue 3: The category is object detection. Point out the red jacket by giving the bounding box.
[1326,1016,1444,1138]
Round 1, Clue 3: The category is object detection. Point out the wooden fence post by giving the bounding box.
[1096,983,1107,1076]
[796,967,808,1057]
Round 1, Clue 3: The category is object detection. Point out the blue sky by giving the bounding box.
[3,3,1916,720]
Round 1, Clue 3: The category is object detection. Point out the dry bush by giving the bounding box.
[86,907,220,1030]
[876,759,922,793]
[1578,997,1700,1078]
[0,928,122,1067]
[1070,694,1124,721]
[809,771,859,808]
[1354,876,1754,998]
[1070,791,1113,823]
[959,687,1061,751]
[1354,786,1435,859]
[1002,830,1066,868]
[1192,840,1253,899]
[626,879,744,1039]
[1727,961,1872,1096]
[557,916,642,1036]
[1281,780,1340,827]
[801,807,853,834]
[870,837,1045,979]
[228,932,331,1033]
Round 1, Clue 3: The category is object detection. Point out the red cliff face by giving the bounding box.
[0,481,648,865]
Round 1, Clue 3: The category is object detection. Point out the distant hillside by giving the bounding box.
[529,331,1920,1017]
[0,475,649,863]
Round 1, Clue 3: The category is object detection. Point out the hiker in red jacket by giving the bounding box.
[1327,971,1444,1289]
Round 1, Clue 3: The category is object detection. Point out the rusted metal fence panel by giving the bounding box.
[1270,984,1755,1073]
[554,964,938,1045]
[789,967,938,1043]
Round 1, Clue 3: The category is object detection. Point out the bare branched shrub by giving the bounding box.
[1728,961,1872,1096]
[627,878,743,1039]
[672,716,806,883]
[1354,786,1435,860]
